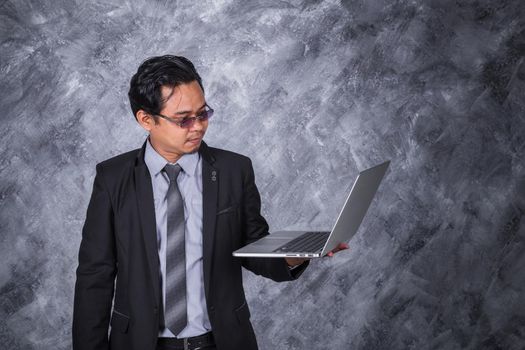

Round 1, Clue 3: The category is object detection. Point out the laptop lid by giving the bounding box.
[320,160,390,255]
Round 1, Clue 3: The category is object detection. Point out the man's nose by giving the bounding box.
[191,118,206,131]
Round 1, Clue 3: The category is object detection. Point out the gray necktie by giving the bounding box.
[163,163,187,336]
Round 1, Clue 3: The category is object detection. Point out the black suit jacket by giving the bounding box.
[72,139,308,350]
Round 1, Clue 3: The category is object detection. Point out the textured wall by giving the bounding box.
[1,0,524,349]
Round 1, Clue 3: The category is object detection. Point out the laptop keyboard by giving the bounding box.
[273,231,330,253]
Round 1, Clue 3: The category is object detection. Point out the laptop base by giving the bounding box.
[232,230,329,258]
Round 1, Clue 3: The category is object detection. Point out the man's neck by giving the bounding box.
[148,137,183,164]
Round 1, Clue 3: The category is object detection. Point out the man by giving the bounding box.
[73,55,347,350]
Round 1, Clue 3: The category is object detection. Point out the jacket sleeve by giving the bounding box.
[240,158,309,281]
[73,164,117,350]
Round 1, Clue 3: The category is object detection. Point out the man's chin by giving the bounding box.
[185,140,202,154]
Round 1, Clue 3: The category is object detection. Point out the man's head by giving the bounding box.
[128,55,210,162]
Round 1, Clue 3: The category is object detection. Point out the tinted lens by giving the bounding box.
[178,107,213,128]
[199,109,213,121]
[179,117,194,128]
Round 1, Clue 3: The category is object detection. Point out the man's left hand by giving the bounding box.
[285,242,350,267]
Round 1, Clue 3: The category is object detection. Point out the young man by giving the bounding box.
[73,55,347,350]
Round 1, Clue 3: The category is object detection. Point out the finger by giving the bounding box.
[335,244,349,251]
[330,243,349,255]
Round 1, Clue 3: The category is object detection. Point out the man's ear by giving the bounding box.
[136,110,154,131]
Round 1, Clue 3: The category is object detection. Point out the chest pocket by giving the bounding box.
[216,203,239,215]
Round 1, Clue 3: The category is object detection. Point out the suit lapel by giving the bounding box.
[134,140,161,306]
[200,142,218,300]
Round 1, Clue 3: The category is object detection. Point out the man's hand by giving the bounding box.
[285,242,350,267]
[326,242,349,257]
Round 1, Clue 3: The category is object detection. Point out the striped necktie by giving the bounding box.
[163,163,187,335]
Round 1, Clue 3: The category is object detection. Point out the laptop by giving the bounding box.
[232,160,390,258]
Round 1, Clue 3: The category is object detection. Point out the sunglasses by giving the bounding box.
[152,104,214,128]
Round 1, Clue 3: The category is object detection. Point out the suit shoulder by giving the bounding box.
[206,146,251,164]
[96,148,140,172]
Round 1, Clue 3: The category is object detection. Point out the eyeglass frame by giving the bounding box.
[149,104,214,128]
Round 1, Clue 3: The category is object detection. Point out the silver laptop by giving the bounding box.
[232,160,390,258]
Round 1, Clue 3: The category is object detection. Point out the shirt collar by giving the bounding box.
[144,136,200,177]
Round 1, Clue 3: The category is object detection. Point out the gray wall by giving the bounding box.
[1,0,524,349]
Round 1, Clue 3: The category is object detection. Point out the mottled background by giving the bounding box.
[1,0,524,349]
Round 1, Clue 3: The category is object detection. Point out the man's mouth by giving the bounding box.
[187,136,202,144]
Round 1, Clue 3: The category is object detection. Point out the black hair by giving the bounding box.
[128,55,204,122]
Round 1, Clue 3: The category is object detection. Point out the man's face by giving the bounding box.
[145,80,208,160]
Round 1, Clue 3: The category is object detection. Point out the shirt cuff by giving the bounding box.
[285,260,310,279]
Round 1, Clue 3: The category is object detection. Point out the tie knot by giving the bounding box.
[164,163,182,182]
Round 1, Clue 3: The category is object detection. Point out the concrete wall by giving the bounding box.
[1,0,524,349]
